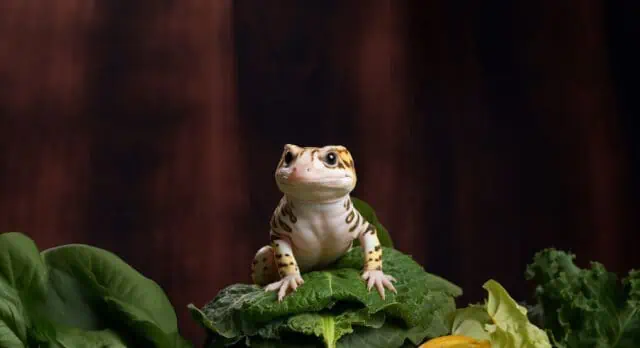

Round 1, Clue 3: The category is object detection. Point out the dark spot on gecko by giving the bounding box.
[376,266,382,271]
[276,254,282,259]
[368,251,373,254]
[364,224,376,235]
[368,258,373,261]
[262,257,267,262]
[282,203,297,223]
[346,210,355,224]
[285,253,290,257]
[252,260,258,265]
[349,214,360,232]
[375,245,381,251]
[278,218,292,232]
[289,262,294,265]
[278,263,288,268]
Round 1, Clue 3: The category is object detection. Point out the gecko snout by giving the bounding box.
[291,166,311,173]
[288,166,312,182]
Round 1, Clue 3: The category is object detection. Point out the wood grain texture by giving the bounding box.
[0,1,637,345]
[0,0,95,248]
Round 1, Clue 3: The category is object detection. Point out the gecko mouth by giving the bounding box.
[277,177,353,187]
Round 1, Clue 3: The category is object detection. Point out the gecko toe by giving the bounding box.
[278,284,288,301]
[362,271,370,281]
[265,280,282,292]
[382,277,397,293]
[376,281,385,300]
[367,276,375,291]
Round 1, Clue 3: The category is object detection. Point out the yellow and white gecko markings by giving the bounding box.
[250,144,396,302]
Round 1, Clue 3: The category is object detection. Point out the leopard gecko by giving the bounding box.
[251,144,397,302]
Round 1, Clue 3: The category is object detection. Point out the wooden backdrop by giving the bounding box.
[1,1,638,344]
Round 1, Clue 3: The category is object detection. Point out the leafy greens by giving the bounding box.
[449,280,551,348]
[0,231,191,348]
[525,248,640,348]
[189,247,462,348]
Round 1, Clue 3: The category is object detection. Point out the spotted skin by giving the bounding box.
[251,246,278,285]
[250,144,396,302]
[272,240,299,276]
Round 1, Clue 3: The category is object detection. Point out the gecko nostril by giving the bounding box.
[306,168,311,172]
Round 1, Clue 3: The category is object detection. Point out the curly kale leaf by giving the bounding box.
[525,248,640,348]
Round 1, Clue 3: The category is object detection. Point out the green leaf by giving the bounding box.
[0,232,190,348]
[448,280,551,348]
[483,280,551,348]
[190,247,461,347]
[335,320,414,348]
[35,327,129,348]
[0,232,48,348]
[0,294,27,348]
[351,197,393,248]
[262,310,385,348]
[449,305,491,341]
[0,284,28,348]
[219,318,411,348]
[244,335,322,348]
[526,248,640,348]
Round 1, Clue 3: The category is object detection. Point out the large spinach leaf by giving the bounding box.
[0,232,190,348]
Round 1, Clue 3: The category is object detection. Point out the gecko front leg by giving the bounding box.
[264,239,304,302]
[359,223,397,300]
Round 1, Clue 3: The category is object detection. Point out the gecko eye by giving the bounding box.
[283,151,294,166]
[324,152,338,166]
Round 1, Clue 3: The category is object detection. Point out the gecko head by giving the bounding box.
[275,144,357,202]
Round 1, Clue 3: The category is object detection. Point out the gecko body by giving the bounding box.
[251,144,396,301]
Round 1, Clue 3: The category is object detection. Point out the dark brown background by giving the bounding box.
[1,1,638,345]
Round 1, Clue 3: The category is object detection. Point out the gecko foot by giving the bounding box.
[264,274,304,302]
[362,270,397,300]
